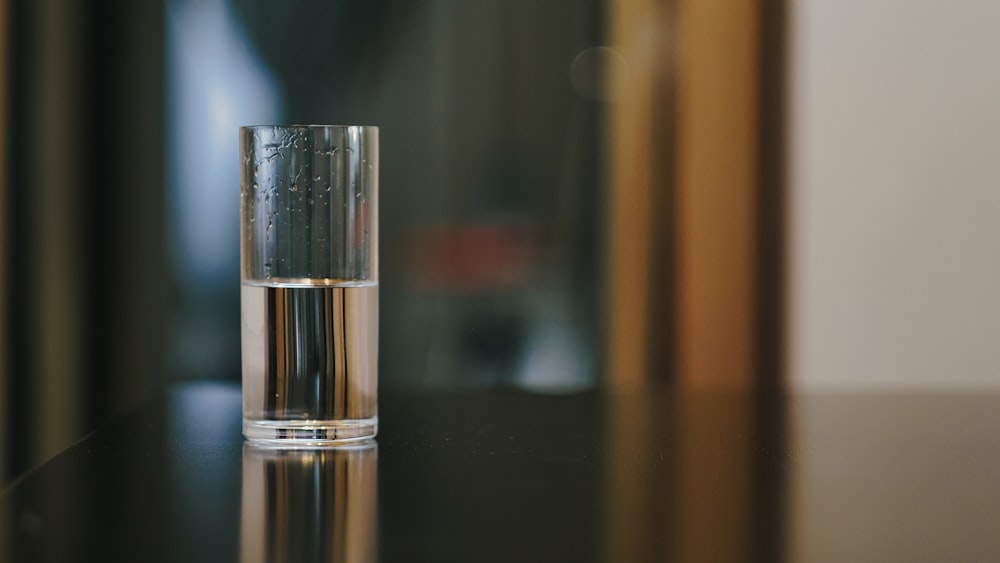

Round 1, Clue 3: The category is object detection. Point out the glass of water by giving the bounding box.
[240,125,378,445]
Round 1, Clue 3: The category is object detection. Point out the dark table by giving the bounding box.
[3,382,1000,562]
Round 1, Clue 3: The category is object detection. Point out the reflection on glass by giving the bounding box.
[241,443,377,563]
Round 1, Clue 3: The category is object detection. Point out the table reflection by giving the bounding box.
[241,443,377,563]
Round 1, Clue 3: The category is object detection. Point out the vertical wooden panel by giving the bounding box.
[669,3,769,560]
[757,0,789,387]
[0,0,8,485]
[605,0,785,559]
[606,0,670,389]
[605,4,673,556]
[607,0,772,389]
[34,0,86,465]
[2,0,166,479]
[674,0,760,388]
[100,0,166,411]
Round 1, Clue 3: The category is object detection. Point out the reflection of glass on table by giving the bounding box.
[240,442,378,563]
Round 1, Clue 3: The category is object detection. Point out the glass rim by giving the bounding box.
[240,124,378,132]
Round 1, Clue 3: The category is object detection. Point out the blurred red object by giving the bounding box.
[405,224,540,294]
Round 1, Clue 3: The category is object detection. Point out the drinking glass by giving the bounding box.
[240,125,378,444]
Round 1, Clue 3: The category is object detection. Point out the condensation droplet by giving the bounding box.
[314,175,321,181]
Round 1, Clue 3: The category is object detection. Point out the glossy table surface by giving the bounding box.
[3,382,1000,562]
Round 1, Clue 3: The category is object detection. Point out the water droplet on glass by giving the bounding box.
[355,192,360,198]
[314,175,321,182]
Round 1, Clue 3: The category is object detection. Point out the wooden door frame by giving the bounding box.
[606,0,787,389]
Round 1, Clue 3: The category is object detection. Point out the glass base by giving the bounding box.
[243,417,378,447]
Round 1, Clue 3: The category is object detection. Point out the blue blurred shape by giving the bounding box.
[167,0,282,290]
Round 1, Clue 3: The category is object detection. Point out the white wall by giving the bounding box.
[789,0,1000,388]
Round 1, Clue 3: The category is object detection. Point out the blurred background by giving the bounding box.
[3,0,1000,546]
[2,0,628,482]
